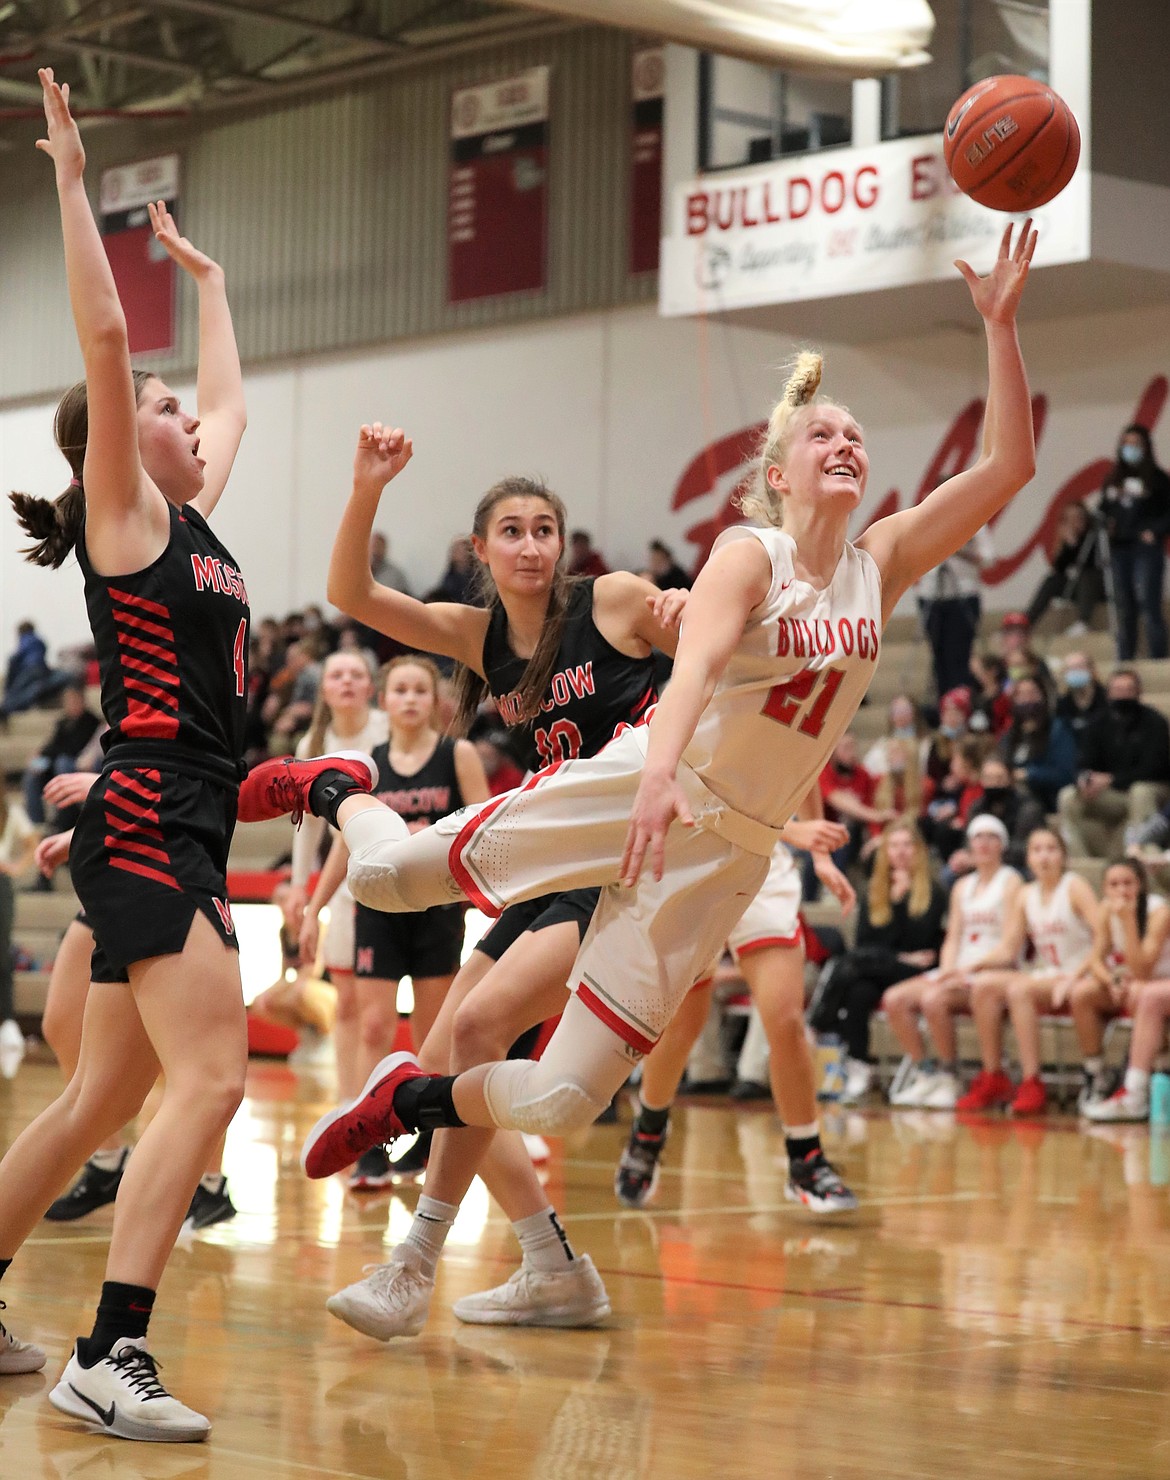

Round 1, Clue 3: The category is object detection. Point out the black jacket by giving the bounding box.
[1101,464,1170,545]
[1078,702,1170,790]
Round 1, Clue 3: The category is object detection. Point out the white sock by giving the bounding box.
[512,1207,574,1272]
[199,1173,225,1195]
[89,1146,128,1173]
[403,1195,457,1278]
[1125,1067,1150,1098]
[782,1121,820,1141]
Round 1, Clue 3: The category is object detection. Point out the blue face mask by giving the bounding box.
[1065,668,1090,689]
[939,723,962,739]
[892,724,917,740]
[1120,443,1143,467]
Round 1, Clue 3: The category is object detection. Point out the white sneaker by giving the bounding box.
[917,1071,960,1110]
[889,1064,931,1106]
[453,1253,611,1328]
[1084,1087,1149,1123]
[326,1246,434,1340]
[840,1059,875,1104]
[0,1019,23,1053]
[0,1303,46,1374]
[522,1134,550,1165]
[49,1337,210,1443]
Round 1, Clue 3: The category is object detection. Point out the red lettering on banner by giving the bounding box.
[822,171,846,214]
[763,181,783,224]
[855,165,879,209]
[788,176,812,219]
[686,193,708,235]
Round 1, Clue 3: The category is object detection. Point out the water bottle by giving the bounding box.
[816,1036,846,1102]
[1150,1071,1170,1126]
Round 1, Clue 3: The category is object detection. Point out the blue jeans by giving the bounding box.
[1112,540,1167,660]
[22,753,78,826]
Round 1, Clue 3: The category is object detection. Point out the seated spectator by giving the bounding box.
[924,687,973,786]
[262,640,323,747]
[0,620,69,721]
[863,694,929,778]
[967,651,1013,738]
[473,727,525,795]
[920,736,986,864]
[369,530,413,596]
[1070,858,1170,1115]
[21,683,100,827]
[959,827,1098,1115]
[865,737,930,856]
[1057,667,1170,858]
[998,676,1078,815]
[1054,650,1108,746]
[1099,423,1170,661]
[998,610,1056,704]
[646,539,692,590]
[954,754,1044,875]
[568,530,609,578]
[807,732,895,894]
[426,537,479,605]
[883,815,1022,1109]
[807,819,948,1100]
[1025,500,1105,637]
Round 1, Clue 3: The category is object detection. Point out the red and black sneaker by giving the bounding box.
[301,1052,429,1179]
[956,1068,1014,1112]
[237,750,377,825]
[1010,1074,1048,1116]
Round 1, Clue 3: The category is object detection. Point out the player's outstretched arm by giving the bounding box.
[860,219,1038,620]
[148,202,246,519]
[328,423,488,672]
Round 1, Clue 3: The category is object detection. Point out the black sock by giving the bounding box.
[393,1076,466,1132]
[635,1102,671,1137]
[77,1281,156,1367]
[0,1258,10,1283]
[308,771,368,828]
[786,1132,822,1163]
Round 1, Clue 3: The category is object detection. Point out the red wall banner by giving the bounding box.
[630,48,664,276]
[99,154,179,356]
[449,67,549,304]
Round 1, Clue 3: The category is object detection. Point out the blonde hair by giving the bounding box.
[381,654,443,734]
[738,351,848,527]
[303,649,375,758]
[874,742,923,817]
[868,818,933,928]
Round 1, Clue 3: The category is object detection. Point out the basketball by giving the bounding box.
[943,74,1080,212]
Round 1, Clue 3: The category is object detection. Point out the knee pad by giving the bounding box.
[482,1059,608,1136]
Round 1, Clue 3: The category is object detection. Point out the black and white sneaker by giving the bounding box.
[386,1131,432,1184]
[785,1151,859,1214]
[1078,1064,1121,1115]
[182,1178,237,1233]
[0,1301,46,1374]
[49,1337,210,1443]
[348,1146,394,1192]
[614,1122,668,1209]
[45,1151,128,1222]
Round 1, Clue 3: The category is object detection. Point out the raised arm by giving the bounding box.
[328,423,488,670]
[620,537,772,885]
[592,571,689,659]
[147,202,246,519]
[36,69,165,556]
[859,220,1038,620]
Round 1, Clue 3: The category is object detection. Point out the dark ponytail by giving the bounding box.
[8,370,154,569]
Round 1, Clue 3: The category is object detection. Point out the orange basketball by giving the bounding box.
[943,74,1080,212]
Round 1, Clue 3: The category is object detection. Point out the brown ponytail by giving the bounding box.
[8,371,154,569]
[450,477,575,736]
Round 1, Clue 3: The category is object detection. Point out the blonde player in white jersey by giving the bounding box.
[882,814,1022,1110]
[238,220,1039,1183]
[960,827,1098,1116]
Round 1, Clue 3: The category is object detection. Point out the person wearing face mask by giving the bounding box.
[1054,651,1108,742]
[1057,668,1170,858]
[998,676,1077,815]
[924,687,973,786]
[997,610,1057,706]
[967,652,1013,737]
[1100,424,1170,660]
[1024,500,1105,638]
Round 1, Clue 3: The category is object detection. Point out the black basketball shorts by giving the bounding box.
[70,766,239,984]
[474,887,601,963]
[353,900,466,982]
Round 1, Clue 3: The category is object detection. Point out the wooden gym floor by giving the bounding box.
[1,1057,1168,1479]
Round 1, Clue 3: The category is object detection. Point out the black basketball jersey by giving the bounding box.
[483,578,657,771]
[371,734,464,828]
[78,501,250,775]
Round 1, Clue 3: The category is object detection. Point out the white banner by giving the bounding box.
[450,66,549,141]
[659,133,1090,316]
[98,153,180,216]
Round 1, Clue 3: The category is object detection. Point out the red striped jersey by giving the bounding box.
[78,502,250,768]
[483,579,657,772]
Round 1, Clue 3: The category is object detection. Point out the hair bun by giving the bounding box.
[784,351,823,408]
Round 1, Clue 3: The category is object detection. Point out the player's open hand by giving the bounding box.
[35,68,84,180]
[955,217,1037,326]
[148,200,223,282]
[647,586,689,631]
[298,912,320,967]
[780,818,849,855]
[36,829,73,878]
[354,422,413,490]
[42,770,98,809]
[813,852,856,915]
[621,767,693,886]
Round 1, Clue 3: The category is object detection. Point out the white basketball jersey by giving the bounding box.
[683,526,884,829]
[953,865,1018,971]
[1107,893,1170,978]
[1024,873,1094,973]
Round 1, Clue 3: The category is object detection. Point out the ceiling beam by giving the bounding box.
[146,0,403,54]
[44,37,202,77]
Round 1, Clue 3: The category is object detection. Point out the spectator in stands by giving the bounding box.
[0,620,69,722]
[1058,667,1170,858]
[809,732,895,892]
[21,683,100,827]
[866,738,929,849]
[262,639,323,746]
[921,736,986,865]
[999,676,1078,815]
[1099,423,1170,660]
[916,526,994,698]
[998,610,1056,704]
[958,754,1043,874]
[863,694,929,778]
[369,530,413,596]
[924,687,973,785]
[426,537,478,605]
[473,727,525,796]
[808,819,948,1101]
[646,538,692,590]
[1054,650,1108,746]
[1025,500,1105,637]
[568,530,609,578]
[967,651,1013,738]
[0,789,37,1059]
